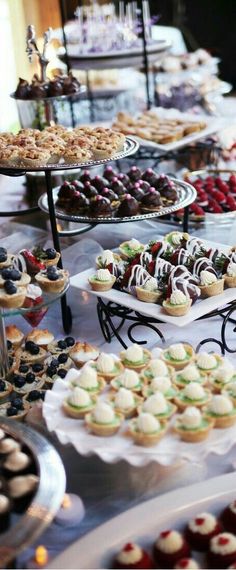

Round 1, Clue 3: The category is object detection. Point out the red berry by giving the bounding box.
[160,530,171,539]
[218,536,229,546]
[195,517,205,526]
[229,175,236,185]
[190,203,205,216]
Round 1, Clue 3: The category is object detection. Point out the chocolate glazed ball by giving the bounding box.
[117,194,139,217]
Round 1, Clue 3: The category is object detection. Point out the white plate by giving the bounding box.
[48,472,236,569]
[70,238,236,328]
[130,108,228,152]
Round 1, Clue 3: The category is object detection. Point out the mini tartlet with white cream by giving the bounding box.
[161,343,194,370]
[111,369,143,393]
[138,392,176,420]
[70,365,106,394]
[142,375,178,400]
[88,268,116,292]
[174,382,211,410]
[224,261,236,288]
[109,387,143,419]
[69,341,99,367]
[196,352,222,374]
[96,250,121,269]
[175,364,207,388]
[174,406,214,442]
[120,344,151,371]
[129,412,167,447]
[163,290,192,317]
[208,360,236,392]
[142,358,174,383]
[92,353,124,381]
[85,402,123,436]
[136,277,162,304]
[199,270,224,297]
[204,394,236,428]
[62,387,96,418]
[119,239,144,260]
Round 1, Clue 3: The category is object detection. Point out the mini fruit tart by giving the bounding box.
[204,394,236,428]
[142,376,178,400]
[109,388,143,419]
[136,277,162,303]
[186,511,222,551]
[113,542,154,569]
[88,268,116,292]
[224,261,236,288]
[63,146,92,164]
[163,291,192,317]
[92,353,123,381]
[174,364,207,388]
[70,365,106,395]
[15,341,47,364]
[18,146,51,168]
[31,246,60,268]
[120,344,151,371]
[111,369,143,393]
[174,382,211,411]
[0,282,26,309]
[14,361,45,378]
[0,380,12,401]
[196,352,223,375]
[85,402,123,436]
[6,324,24,348]
[153,529,190,569]
[48,336,75,354]
[0,399,30,421]
[223,382,236,405]
[23,389,46,407]
[11,372,44,395]
[63,387,97,419]
[0,267,30,288]
[96,250,121,269]
[0,247,14,269]
[44,352,73,371]
[174,406,215,443]
[141,358,174,382]
[119,239,144,260]
[129,412,167,447]
[161,343,195,370]
[199,270,224,298]
[35,266,69,293]
[42,367,68,388]
[139,392,176,420]
[69,341,99,368]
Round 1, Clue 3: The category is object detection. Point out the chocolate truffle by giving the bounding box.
[117,194,139,217]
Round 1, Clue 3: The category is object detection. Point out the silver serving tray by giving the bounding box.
[0,136,139,173]
[0,419,66,568]
[10,85,87,103]
[38,179,196,224]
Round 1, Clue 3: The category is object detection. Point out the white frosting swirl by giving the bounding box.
[114,388,135,410]
[212,360,234,382]
[76,366,98,389]
[150,376,171,394]
[69,387,91,407]
[119,369,140,389]
[183,382,205,400]
[96,353,114,373]
[93,402,115,424]
[143,393,168,414]
[181,364,200,382]
[9,475,39,498]
[227,262,236,277]
[200,270,217,286]
[189,512,217,535]
[101,250,114,265]
[143,277,158,292]
[168,343,187,361]
[170,291,188,305]
[4,451,30,471]
[96,269,111,281]
[150,359,169,377]
[197,352,217,370]
[137,412,160,434]
[210,533,236,555]
[26,284,42,299]
[209,395,233,415]
[124,344,143,363]
[117,544,142,565]
[180,407,202,429]
[156,530,183,553]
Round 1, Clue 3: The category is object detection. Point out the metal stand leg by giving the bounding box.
[139,0,151,109]
[44,170,72,333]
[183,205,189,233]
[0,311,9,379]
[86,71,95,123]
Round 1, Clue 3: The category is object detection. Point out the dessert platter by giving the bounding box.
[47,472,236,569]
[38,167,196,224]
[0,418,65,568]
[70,231,236,328]
[43,341,236,466]
[112,109,227,152]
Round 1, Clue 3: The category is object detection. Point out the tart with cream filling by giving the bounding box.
[199,270,224,298]
[63,387,96,419]
[0,380,12,401]
[8,474,39,513]
[120,344,151,371]
[208,361,236,393]
[174,382,211,410]
[85,402,123,436]
[136,277,162,303]
[139,392,176,419]
[113,542,154,569]
[165,231,189,248]
[119,239,144,260]
[174,407,214,442]
[129,412,167,446]
[69,341,99,367]
[92,353,123,381]
[175,364,207,388]
[0,282,26,309]
[196,352,223,375]
[224,262,236,288]
[142,376,178,400]
[35,266,69,293]
[141,359,174,382]
[70,365,106,395]
[204,395,236,428]
[47,336,75,354]
[153,529,190,568]
[161,344,194,370]
[223,382,236,405]
[186,511,222,551]
[0,248,14,269]
[0,400,30,421]
[25,328,54,348]
[163,290,192,317]
[15,341,47,364]
[207,532,236,569]
[109,388,143,419]
[11,372,44,395]
[6,324,24,348]
[111,369,143,393]
[23,389,46,407]
[89,268,116,292]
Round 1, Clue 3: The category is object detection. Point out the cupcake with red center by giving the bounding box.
[221,500,236,533]
[207,532,236,568]
[186,512,222,551]
[153,530,190,568]
[113,542,153,569]
[174,559,200,569]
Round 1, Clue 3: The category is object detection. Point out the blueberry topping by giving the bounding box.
[29,345,40,355]
[19,364,29,374]
[26,372,35,383]
[58,353,68,364]
[65,336,75,347]
[57,368,67,379]
[25,341,35,351]
[4,280,17,295]
[1,268,11,280]
[32,363,43,373]
[0,252,7,263]
[27,390,41,401]
[0,247,7,255]
[50,358,58,367]
[45,248,57,260]
[7,340,12,350]
[47,271,59,281]
[0,380,6,392]
[46,366,57,378]
[57,340,67,350]
[14,376,26,388]
[2,268,21,281]
[11,397,24,410]
[25,341,40,355]
[7,406,18,417]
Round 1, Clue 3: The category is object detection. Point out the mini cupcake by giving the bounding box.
[8,474,39,513]
[153,530,190,568]
[35,266,69,294]
[174,382,211,410]
[199,270,224,297]
[224,262,236,288]
[204,395,236,428]
[93,353,123,381]
[163,290,192,317]
[6,324,24,348]
[15,341,47,364]
[207,532,236,568]
[174,559,199,569]
[140,392,176,420]
[63,387,96,419]
[162,344,194,370]
[111,369,142,393]
[120,344,151,371]
[175,364,207,388]
[69,341,99,368]
[85,402,123,437]
[113,542,154,569]
[174,407,215,443]
[136,277,162,303]
[0,281,26,309]
[196,352,222,375]
[110,388,142,419]
[221,500,236,533]
[119,239,144,260]
[88,268,116,292]
[70,365,106,395]
[0,495,11,533]
[129,412,167,447]
[186,512,222,551]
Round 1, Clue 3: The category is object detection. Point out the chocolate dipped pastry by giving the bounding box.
[160,181,178,202]
[83,182,98,198]
[101,188,119,202]
[128,183,145,201]
[79,170,91,184]
[141,188,162,211]
[127,166,142,182]
[47,78,63,97]
[111,178,126,196]
[192,257,216,278]
[117,194,139,217]
[63,72,80,94]
[29,77,47,99]
[138,180,151,193]
[68,191,89,214]
[141,168,158,186]
[118,173,130,186]
[89,195,113,218]
[91,175,109,192]
[103,165,117,182]
[15,78,30,99]
[56,182,77,207]
[153,174,170,191]
[71,179,85,192]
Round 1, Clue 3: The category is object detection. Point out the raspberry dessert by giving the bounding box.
[207,532,236,568]
[186,512,222,551]
[22,284,48,327]
[113,542,153,569]
[153,530,190,568]
[174,559,199,569]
